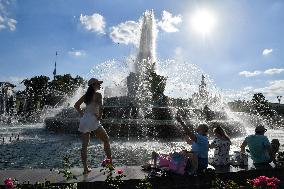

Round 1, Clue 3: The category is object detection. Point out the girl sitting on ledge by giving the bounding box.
[209,126,231,166]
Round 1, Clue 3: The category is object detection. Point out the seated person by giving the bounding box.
[209,126,231,166]
[240,125,272,167]
[151,149,198,175]
[176,116,209,172]
[270,139,280,164]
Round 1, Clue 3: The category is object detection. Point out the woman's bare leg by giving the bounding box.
[94,127,112,160]
[81,132,91,174]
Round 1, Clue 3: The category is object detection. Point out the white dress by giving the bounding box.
[78,102,102,133]
[211,138,231,166]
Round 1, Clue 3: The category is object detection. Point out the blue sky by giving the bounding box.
[0,0,284,102]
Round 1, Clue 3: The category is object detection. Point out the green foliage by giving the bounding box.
[21,74,85,99]
[3,155,78,188]
[21,75,50,111]
[136,176,152,189]
[212,178,241,189]
[18,74,85,114]
[58,155,77,181]
[228,93,275,117]
[251,93,274,116]
[49,74,85,96]
[21,75,50,98]
[14,179,77,189]
[148,63,167,102]
[100,166,126,189]
[212,177,226,189]
[228,99,251,113]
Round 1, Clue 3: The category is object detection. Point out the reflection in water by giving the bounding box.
[1,123,284,169]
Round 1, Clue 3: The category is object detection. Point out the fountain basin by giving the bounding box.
[44,107,245,138]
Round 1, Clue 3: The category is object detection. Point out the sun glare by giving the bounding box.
[191,9,216,36]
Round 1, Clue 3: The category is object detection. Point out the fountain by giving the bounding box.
[44,10,245,138]
[3,10,284,171]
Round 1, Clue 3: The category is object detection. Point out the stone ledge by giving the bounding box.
[1,166,284,189]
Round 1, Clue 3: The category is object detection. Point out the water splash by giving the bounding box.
[135,10,157,73]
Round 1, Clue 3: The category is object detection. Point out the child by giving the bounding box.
[210,126,231,166]
[176,116,209,172]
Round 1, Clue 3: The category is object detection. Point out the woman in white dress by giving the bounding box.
[209,126,231,166]
[74,78,112,174]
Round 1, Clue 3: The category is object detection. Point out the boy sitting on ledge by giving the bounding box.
[176,116,209,172]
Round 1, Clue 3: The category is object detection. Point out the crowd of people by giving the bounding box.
[74,78,281,175]
[176,118,280,173]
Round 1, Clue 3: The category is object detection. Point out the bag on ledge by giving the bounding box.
[169,152,188,175]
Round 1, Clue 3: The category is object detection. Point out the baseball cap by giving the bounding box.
[255,125,267,133]
[88,78,103,86]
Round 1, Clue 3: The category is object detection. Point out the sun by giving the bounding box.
[191,9,216,36]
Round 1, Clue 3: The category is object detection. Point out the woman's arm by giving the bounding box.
[74,95,85,117]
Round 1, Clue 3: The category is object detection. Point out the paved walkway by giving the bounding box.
[0,166,147,184]
[0,163,258,184]
[1,166,284,189]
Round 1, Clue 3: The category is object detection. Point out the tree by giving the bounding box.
[20,74,86,113]
[149,68,167,104]
[48,74,85,96]
[251,93,274,116]
[228,99,251,112]
[21,75,50,111]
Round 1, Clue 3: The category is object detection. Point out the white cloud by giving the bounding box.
[258,80,284,98]
[262,48,273,56]
[239,68,284,77]
[68,49,86,57]
[243,86,253,91]
[7,18,16,31]
[0,15,4,23]
[0,76,25,90]
[157,10,182,32]
[109,20,140,46]
[0,24,5,31]
[222,88,253,102]
[263,68,284,75]
[8,76,25,84]
[239,70,262,77]
[0,0,17,32]
[80,13,105,34]
[108,10,182,46]
[223,80,284,102]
